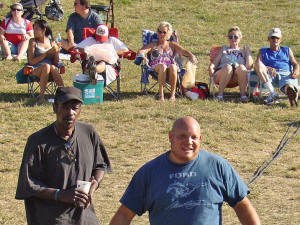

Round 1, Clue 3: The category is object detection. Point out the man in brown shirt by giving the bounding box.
[16,87,111,225]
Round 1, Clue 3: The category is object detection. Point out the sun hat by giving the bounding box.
[95,24,109,43]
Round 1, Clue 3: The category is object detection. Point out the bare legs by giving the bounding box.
[32,63,64,102]
[155,63,177,101]
[214,64,248,97]
[0,38,29,61]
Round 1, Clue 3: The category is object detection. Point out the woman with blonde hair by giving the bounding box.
[209,26,253,102]
[137,21,197,101]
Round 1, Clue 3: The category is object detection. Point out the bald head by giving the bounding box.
[171,116,201,133]
[168,116,202,164]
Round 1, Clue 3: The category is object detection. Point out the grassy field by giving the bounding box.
[0,0,300,224]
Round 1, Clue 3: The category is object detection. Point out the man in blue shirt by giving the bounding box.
[61,0,102,50]
[254,28,299,106]
[109,116,261,225]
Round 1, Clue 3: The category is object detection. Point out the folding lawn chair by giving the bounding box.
[16,63,65,98]
[138,29,185,98]
[208,46,239,98]
[69,27,136,100]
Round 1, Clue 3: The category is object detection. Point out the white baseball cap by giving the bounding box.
[268,28,282,38]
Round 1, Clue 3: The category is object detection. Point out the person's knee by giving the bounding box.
[41,64,51,74]
[155,64,167,73]
[96,61,106,73]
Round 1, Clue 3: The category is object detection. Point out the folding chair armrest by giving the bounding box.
[119,50,136,60]
[24,65,34,76]
[57,63,66,74]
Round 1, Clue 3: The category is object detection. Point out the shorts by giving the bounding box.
[8,41,19,55]
[269,69,298,93]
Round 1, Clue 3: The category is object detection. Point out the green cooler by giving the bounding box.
[73,79,104,104]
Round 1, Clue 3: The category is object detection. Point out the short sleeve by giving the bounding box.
[93,131,111,173]
[221,160,249,207]
[110,37,128,52]
[66,14,75,32]
[26,20,33,32]
[120,168,147,216]
[15,136,48,199]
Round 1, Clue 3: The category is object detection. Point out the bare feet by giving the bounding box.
[169,95,175,101]
[13,55,21,62]
[158,95,164,101]
[4,55,13,60]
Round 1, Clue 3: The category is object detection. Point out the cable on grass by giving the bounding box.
[248,120,300,186]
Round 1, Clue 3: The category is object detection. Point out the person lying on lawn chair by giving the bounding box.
[254,28,299,107]
[137,21,197,101]
[75,24,129,85]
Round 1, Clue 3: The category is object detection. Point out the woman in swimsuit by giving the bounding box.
[137,21,196,101]
[27,19,64,103]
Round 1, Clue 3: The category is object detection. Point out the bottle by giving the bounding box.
[56,33,62,43]
[252,84,260,102]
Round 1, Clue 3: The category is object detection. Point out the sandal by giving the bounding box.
[240,95,249,103]
[286,86,297,107]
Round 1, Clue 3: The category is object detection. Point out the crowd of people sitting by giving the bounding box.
[0,0,299,106]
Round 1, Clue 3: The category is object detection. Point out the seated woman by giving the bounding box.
[0,3,33,61]
[208,26,253,102]
[75,24,129,85]
[27,19,64,104]
[137,21,197,101]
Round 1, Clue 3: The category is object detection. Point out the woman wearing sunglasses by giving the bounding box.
[209,26,253,102]
[0,3,33,61]
[137,21,197,101]
[27,19,64,104]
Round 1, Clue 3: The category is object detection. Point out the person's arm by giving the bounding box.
[109,204,136,225]
[289,48,299,79]
[61,29,76,50]
[244,45,253,70]
[28,38,57,66]
[208,48,222,77]
[171,42,197,64]
[234,197,261,225]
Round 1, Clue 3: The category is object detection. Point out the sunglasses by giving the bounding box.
[228,35,239,40]
[11,8,22,11]
[270,36,280,40]
[65,142,76,163]
[157,30,167,34]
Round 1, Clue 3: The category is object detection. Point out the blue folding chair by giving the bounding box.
[136,29,186,98]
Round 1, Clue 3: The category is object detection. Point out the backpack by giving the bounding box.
[184,82,210,100]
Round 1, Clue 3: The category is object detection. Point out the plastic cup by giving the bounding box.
[76,180,91,207]
[76,180,91,194]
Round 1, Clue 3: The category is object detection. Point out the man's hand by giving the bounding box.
[266,66,276,77]
[291,71,298,79]
[58,187,90,209]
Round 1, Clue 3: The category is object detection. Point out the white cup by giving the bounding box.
[76,180,91,194]
[76,180,91,207]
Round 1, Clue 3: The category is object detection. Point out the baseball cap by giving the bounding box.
[268,28,282,38]
[54,87,83,103]
[95,24,109,43]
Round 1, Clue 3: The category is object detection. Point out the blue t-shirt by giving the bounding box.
[260,46,291,72]
[66,10,102,44]
[120,150,249,225]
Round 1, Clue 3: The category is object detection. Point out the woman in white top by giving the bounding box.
[209,26,253,102]
[0,3,33,61]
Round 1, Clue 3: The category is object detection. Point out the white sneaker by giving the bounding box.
[264,92,279,105]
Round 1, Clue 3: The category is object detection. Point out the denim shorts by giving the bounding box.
[8,41,19,55]
[269,69,298,93]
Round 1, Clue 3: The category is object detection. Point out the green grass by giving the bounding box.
[1,0,300,224]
